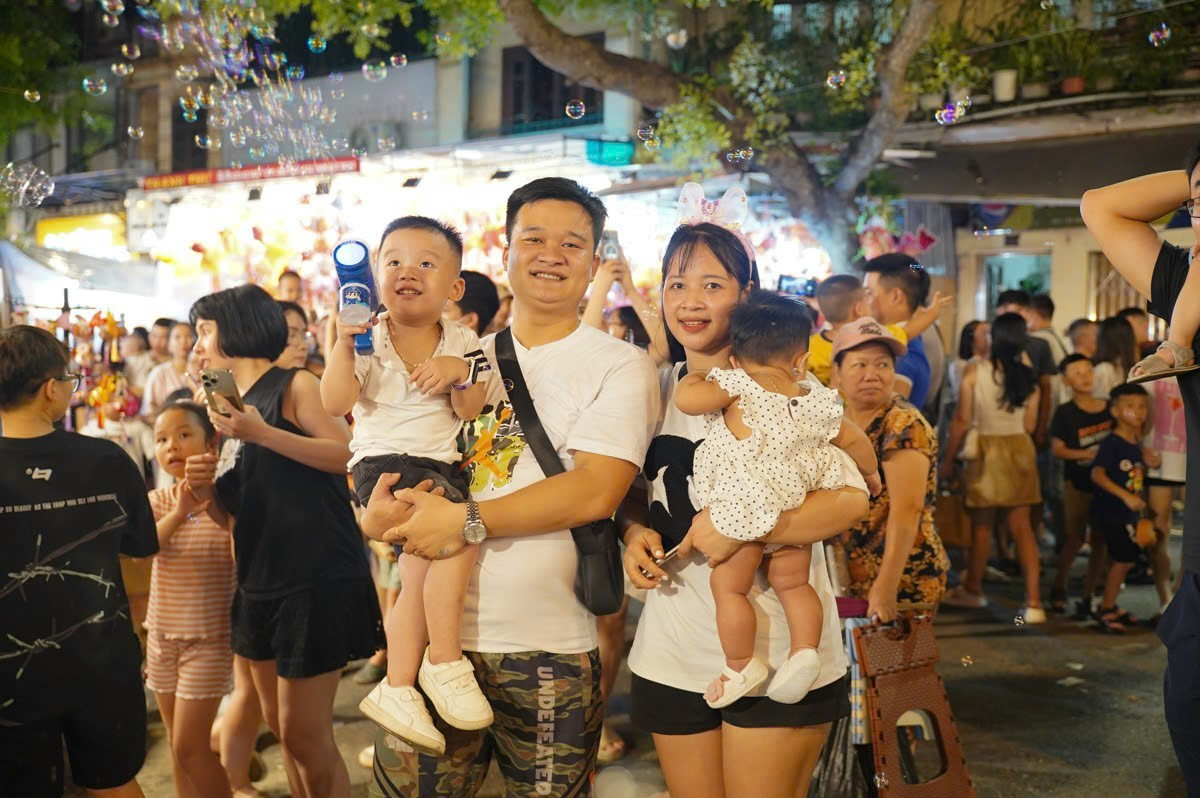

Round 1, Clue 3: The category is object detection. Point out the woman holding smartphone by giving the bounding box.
[185,284,381,798]
[619,221,866,798]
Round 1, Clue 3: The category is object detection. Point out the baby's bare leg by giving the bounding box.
[765,546,822,654]
[386,554,431,688]
[710,543,766,671]
[424,545,479,665]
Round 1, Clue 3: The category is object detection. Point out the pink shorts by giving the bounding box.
[145,631,234,700]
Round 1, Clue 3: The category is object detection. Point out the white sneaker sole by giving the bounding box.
[418,669,495,731]
[357,695,446,757]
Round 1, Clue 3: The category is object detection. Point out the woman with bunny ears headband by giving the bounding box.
[617,182,865,798]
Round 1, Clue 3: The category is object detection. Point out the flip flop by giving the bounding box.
[597,723,628,765]
[705,658,768,709]
[1128,341,1200,384]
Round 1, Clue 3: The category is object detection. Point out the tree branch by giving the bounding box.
[497,0,685,110]
[833,0,942,199]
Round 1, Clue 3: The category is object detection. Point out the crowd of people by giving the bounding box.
[2,159,1199,798]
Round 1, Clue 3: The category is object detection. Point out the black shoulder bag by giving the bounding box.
[494,328,625,616]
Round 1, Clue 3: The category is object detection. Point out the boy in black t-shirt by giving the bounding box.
[1049,354,1114,617]
[1090,383,1155,633]
[0,326,157,798]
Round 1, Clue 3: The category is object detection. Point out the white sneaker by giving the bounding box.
[418,649,494,731]
[1021,606,1047,625]
[358,681,446,756]
[766,648,822,704]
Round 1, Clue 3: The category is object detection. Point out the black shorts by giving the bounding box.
[1098,521,1142,564]
[351,454,469,507]
[1146,476,1185,488]
[233,577,383,679]
[0,668,146,798]
[631,673,849,736]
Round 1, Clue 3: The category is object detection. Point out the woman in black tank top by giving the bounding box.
[188,285,380,798]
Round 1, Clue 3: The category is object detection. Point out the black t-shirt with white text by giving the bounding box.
[0,430,157,724]
[1150,241,1200,573]
[1050,400,1114,491]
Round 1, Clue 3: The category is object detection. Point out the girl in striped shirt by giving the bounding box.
[147,401,238,798]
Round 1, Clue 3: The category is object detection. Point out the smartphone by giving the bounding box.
[654,544,682,566]
[199,368,245,416]
[600,229,623,263]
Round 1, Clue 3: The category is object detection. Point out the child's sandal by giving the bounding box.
[1096,607,1127,633]
[1129,341,1200,384]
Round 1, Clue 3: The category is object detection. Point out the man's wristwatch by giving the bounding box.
[462,500,488,545]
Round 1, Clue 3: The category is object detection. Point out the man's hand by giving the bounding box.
[624,524,668,589]
[677,509,743,567]
[208,396,270,444]
[409,356,470,396]
[867,580,898,624]
[385,490,468,559]
[360,473,443,540]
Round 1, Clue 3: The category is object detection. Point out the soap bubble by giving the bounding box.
[176,64,199,83]
[286,65,305,80]
[101,0,124,12]
[121,43,141,60]
[389,53,407,67]
[410,109,429,122]
[82,76,108,96]
[332,138,349,151]
[873,773,890,789]
[24,89,40,103]
[434,32,450,47]
[935,102,964,125]
[182,108,198,123]
[957,96,973,111]
[360,22,382,38]
[666,29,688,50]
[565,99,586,120]
[229,160,242,168]
[352,146,368,157]
[377,136,396,152]
[644,136,662,152]
[266,52,287,70]
[1039,0,1053,8]
[362,59,388,82]
[195,134,220,151]
[1149,23,1171,47]
[179,95,199,112]
[102,12,122,27]
[825,69,847,89]
[229,130,246,147]
[1,162,55,207]
[127,125,144,139]
[307,35,327,53]
[960,655,973,666]
[111,62,134,77]
[1014,615,1026,626]
[636,123,656,141]
[330,88,345,100]
[248,146,265,159]
[328,71,344,83]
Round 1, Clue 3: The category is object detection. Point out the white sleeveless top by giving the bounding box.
[972,361,1033,436]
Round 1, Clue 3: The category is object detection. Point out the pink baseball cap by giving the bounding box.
[831,317,908,360]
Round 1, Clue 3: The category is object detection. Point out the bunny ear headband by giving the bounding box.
[675,182,756,265]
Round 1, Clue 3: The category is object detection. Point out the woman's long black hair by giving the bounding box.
[958,319,984,361]
[659,222,760,363]
[1095,315,1137,375]
[989,312,1038,411]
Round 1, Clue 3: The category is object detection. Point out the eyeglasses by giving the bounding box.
[54,373,82,391]
[1184,198,1200,218]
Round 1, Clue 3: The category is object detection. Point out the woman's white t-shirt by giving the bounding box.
[627,363,848,695]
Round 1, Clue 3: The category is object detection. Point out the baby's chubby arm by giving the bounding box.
[675,370,736,416]
[831,418,882,495]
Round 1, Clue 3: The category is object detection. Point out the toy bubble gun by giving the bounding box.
[333,239,376,356]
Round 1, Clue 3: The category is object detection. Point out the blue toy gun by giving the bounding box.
[333,239,376,356]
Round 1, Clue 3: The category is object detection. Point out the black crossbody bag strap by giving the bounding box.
[494,328,600,554]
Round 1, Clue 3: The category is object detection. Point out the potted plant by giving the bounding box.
[984,18,1026,102]
[1047,28,1100,95]
[1014,35,1051,99]
[908,26,983,111]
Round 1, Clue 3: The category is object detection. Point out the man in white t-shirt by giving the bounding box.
[360,177,659,798]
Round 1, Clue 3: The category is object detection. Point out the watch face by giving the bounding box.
[464,523,487,544]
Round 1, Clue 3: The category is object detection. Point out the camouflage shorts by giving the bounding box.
[369,649,602,798]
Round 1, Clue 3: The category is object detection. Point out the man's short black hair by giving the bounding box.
[861,253,930,314]
[1058,353,1091,374]
[1030,293,1055,319]
[1067,317,1095,337]
[1109,382,1148,403]
[0,325,70,411]
[1116,306,1148,320]
[130,326,150,349]
[505,177,607,252]
[730,291,814,364]
[378,216,465,264]
[457,271,500,337]
[190,284,288,361]
[153,317,177,330]
[995,289,1030,309]
[814,274,863,324]
[278,269,301,283]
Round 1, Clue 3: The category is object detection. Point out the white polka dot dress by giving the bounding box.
[692,367,856,542]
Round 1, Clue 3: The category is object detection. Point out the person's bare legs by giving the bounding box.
[1149,484,1178,610]
[277,670,349,798]
[1052,484,1089,600]
[963,509,995,596]
[764,546,821,654]
[424,546,479,666]
[653,729,725,798]
[172,696,232,798]
[1100,560,1136,612]
[155,692,196,798]
[1007,505,1042,608]
[387,555,431,687]
[597,596,630,760]
[723,722,831,798]
[218,655,263,794]
[246,659,307,798]
[710,543,766,676]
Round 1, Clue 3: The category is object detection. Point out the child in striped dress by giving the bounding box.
[147,401,238,798]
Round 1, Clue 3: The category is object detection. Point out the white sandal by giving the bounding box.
[705,658,768,709]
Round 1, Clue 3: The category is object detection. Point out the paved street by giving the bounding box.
[101,543,1186,798]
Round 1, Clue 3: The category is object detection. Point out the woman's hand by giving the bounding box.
[867,580,898,624]
[624,524,668,589]
[409,356,470,396]
[678,509,743,567]
[385,489,468,559]
[208,396,271,444]
[184,453,218,497]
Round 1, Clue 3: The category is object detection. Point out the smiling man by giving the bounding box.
[363,177,660,798]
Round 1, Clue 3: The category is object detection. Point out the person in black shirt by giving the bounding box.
[1082,154,1200,796]
[0,326,157,798]
[1048,355,1114,617]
